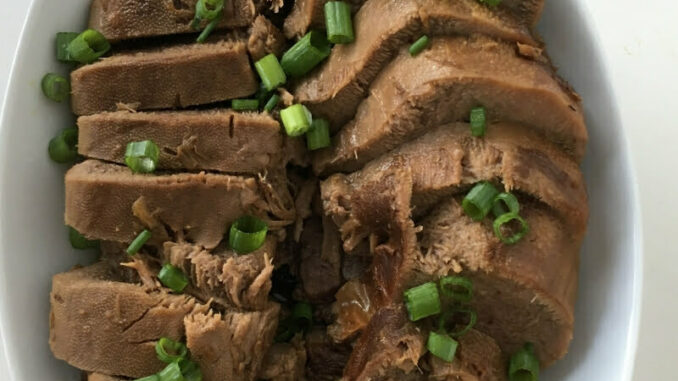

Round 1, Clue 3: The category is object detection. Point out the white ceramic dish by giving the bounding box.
[0,0,643,379]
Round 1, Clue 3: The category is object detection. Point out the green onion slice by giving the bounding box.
[158,264,189,293]
[68,226,98,250]
[263,94,280,113]
[275,317,296,343]
[56,32,79,62]
[493,212,529,245]
[438,308,477,338]
[439,276,473,303]
[48,127,78,163]
[306,118,331,150]
[125,140,160,174]
[293,302,313,331]
[231,99,260,111]
[155,337,188,364]
[196,0,224,21]
[41,73,70,103]
[281,30,331,78]
[196,16,220,43]
[492,192,520,218]
[325,1,355,44]
[509,343,540,381]
[179,359,203,381]
[133,375,160,381]
[127,229,152,255]
[255,54,287,91]
[403,282,442,322]
[157,362,184,381]
[229,216,268,254]
[462,182,499,221]
[427,331,458,363]
[66,29,111,64]
[409,35,430,56]
[470,107,487,137]
[280,104,313,137]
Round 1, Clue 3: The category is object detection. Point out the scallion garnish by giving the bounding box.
[158,264,189,293]
[48,127,78,163]
[509,343,539,381]
[196,18,220,43]
[41,73,70,103]
[462,182,499,221]
[470,107,487,137]
[439,276,473,303]
[403,282,442,322]
[68,226,98,250]
[255,54,287,91]
[157,362,184,381]
[492,192,520,218]
[324,1,355,44]
[409,35,430,56]
[306,118,331,150]
[438,308,478,338]
[125,140,160,174]
[66,29,111,64]
[155,337,188,364]
[126,229,152,255]
[180,360,203,381]
[56,32,79,62]
[281,30,332,78]
[191,0,224,43]
[427,331,458,363]
[493,212,529,245]
[263,94,280,113]
[280,104,313,137]
[229,215,268,254]
[231,99,260,111]
[293,302,313,331]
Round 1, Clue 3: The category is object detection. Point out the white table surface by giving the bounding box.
[1,0,677,379]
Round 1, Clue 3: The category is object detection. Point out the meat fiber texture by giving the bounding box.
[258,339,308,381]
[313,35,586,175]
[65,160,295,249]
[71,39,257,115]
[293,0,541,129]
[88,0,257,41]
[283,0,366,38]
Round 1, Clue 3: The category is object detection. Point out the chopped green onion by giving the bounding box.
[403,282,442,322]
[41,73,70,103]
[231,99,260,111]
[196,17,220,43]
[127,229,152,255]
[125,140,160,174]
[134,375,160,381]
[155,337,188,364]
[462,182,499,221]
[409,35,430,56]
[255,82,271,104]
[306,118,331,150]
[229,216,268,254]
[509,343,539,381]
[66,29,111,64]
[492,192,520,218]
[263,94,280,113]
[324,1,355,44]
[48,127,78,163]
[195,0,224,23]
[281,30,332,77]
[255,54,287,91]
[158,264,189,293]
[157,362,184,381]
[493,212,529,245]
[280,104,313,137]
[438,308,477,338]
[275,316,296,343]
[439,276,473,303]
[68,226,98,250]
[56,32,79,62]
[293,302,313,331]
[179,360,203,381]
[480,0,503,6]
[470,107,486,137]
[427,331,458,363]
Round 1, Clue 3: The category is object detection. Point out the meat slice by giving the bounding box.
[87,374,126,381]
[283,0,365,38]
[321,123,588,248]
[77,110,283,174]
[299,216,343,303]
[71,39,257,115]
[49,262,207,378]
[65,160,294,249]
[305,327,352,381]
[414,196,579,366]
[163,238,276,310]
[248,15,287,61]
[88,0,257,41]
[184,304,280,381]
[258,339,308,381]
[502,0,544,27]
[293,0,540,128]
[313,35,586,174]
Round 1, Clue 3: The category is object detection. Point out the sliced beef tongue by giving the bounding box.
[293,0,540,129]
[258,339,308,381]
[248,15,287,61]
[283,0,365,39]
[87,374,126,381]
[299,215,343,303]
[65,160,294,249]
[321,123,589,244]
[313,34,586,175]
[305,327,352,381]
